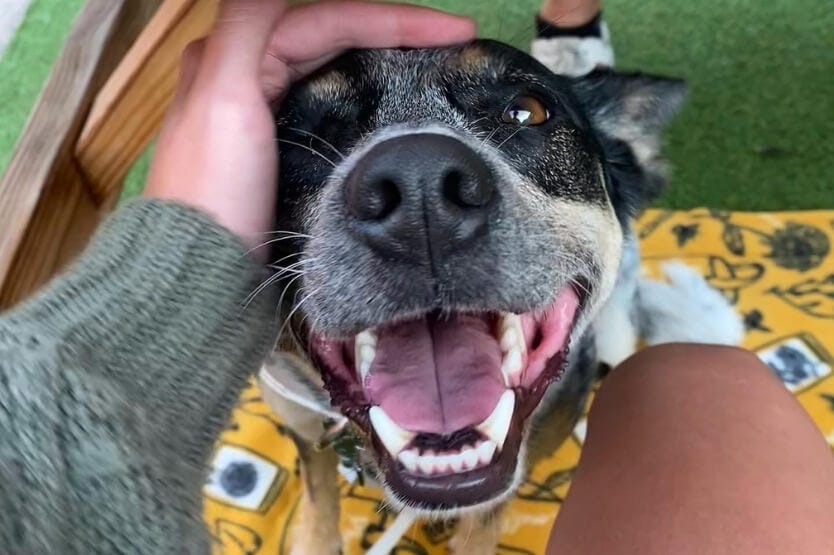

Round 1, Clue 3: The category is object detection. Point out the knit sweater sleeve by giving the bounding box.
[0,199,277,554]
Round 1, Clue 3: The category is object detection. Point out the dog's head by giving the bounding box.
[271,39,684,514]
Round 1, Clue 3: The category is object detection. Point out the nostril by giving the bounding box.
[443,168,494,209]
[442,170,464,206]
[349,176,402,221]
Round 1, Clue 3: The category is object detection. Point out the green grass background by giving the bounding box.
[1,0,832,209]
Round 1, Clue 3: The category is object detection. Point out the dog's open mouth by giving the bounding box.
[310,284,583,509]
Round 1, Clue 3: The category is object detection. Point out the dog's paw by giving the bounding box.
[637,261,745,346]
[530,18,614,77]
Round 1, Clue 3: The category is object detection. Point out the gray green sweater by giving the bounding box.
[0,200,277,554]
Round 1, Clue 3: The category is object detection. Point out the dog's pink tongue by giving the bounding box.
[364,314,504,434]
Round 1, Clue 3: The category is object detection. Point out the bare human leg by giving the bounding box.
[539,0,601,27]
[547,344,834,554]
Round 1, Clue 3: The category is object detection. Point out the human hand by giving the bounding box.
[144,0,476,253]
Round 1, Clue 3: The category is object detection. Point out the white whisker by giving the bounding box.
[494,126,524,150]
[276,138,337,167]
[284,126,346,160]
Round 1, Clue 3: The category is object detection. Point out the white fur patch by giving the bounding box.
[593,296,639,367]
[593,232,640,366]
[530,22,615,77]
[637,261,745,347]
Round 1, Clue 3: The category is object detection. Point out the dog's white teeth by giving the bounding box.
[355,329,377,382]
[461,446,478,470]
[404,445,496,476]
[476,440,497,465]
[499,313,526,386]
[435,454,463,474]
[476,390,515,451]
[500,349,523,387]
[499,313,525,350]
[368,406,415,457]
[417,451,436,475]
[397,449,419,474]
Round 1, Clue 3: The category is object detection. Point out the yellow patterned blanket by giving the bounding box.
[203,208,834,554]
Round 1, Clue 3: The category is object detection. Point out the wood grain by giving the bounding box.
[76,0,219,204]
[0,0,160,308]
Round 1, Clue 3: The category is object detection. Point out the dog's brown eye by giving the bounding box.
[501,95,549,126]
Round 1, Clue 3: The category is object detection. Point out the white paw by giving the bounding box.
[637,261,745,347]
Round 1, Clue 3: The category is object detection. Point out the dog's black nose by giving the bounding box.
[344,133,497,259]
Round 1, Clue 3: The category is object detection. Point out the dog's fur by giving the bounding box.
[261,39,688,553]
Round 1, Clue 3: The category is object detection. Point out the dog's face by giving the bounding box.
[273,39,684,514]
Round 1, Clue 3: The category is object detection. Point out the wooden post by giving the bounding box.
[76,0,219,205]
[0,0,162,308]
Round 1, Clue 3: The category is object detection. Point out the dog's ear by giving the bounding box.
[571,69,687,216]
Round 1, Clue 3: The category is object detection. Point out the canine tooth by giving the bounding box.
[500,328,518,352]
[398,449,419,473]
[356,329,377,347]
[476,440,497,465]
[358,345,375,379]
[461,447,478,470]
[476,390,515,450]
[500,348,523,386]
[499,313,526,386]
[368,406,415,457]
[355,330,377,381]
[499,314,526,352]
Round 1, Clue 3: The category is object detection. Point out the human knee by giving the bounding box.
[601,343,776,400]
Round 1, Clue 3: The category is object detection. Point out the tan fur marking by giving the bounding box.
[308,70,349,100]
[290,438,342,555]
[454,44,490,72]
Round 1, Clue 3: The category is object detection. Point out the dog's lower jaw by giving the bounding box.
[378,440,528,520]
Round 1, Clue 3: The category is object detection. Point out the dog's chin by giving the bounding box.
[308,282,587,512]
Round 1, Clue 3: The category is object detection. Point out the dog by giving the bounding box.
[258,38,691,553]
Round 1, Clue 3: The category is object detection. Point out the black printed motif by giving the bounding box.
[672,223,699,247]
[766,345,825,388]
[769,274,834,319]
[637,210,675,239]
[743,309,772,332]
[210,520,263,555]
[757,334,833,393]
[516,468,575,503]
[705,213,829,272]
[220,462,258,498]
[766,223,830,272]
[705,255,765,304]
[721,223,746,256]
[820,394,834,412]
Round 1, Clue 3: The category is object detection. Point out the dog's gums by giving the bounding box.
[311,284,583,508]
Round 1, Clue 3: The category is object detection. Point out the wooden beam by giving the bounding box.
[0,0,160,309]
[0,160,100,307]
[76,0,220,205]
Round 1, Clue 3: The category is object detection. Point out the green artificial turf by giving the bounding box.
[1,0,832,209]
